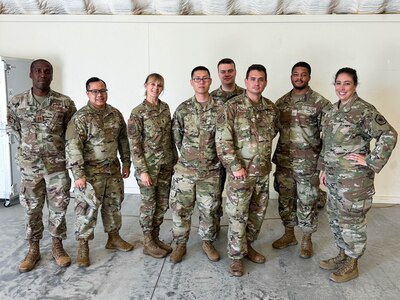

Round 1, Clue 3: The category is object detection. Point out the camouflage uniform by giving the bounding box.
[210,84,245,104]
[319,93,397,258]
[272,88,331,233]
[170,96,222,244]
[66,102,131,240]
[7,89,76,241]
[216,93,278,259]
[210,85,245,221]
[127,99,177,233]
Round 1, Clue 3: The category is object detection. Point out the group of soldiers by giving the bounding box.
[165,60,332,278]
[7,61,135,271]
[7,58,396,284]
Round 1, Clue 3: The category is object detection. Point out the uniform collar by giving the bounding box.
[338,93,358,113]
[29,88,54,107]
[290,87,313,103]
[192,95,214,110]
[142,98,157,108]
[219,84,241,94]
[87,101,111,114]
[243,93,266,109]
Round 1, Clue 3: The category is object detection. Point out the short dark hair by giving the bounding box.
[292,61,311,75]
[335,67,358,86]
[246,64,267,80]
[217,58,236,69]
[30,59,53,73]
[191,66,210,79]
[86,77,107,91]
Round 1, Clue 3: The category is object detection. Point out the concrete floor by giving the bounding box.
[0,194,399,300]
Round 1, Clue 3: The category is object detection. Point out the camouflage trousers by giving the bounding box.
[74,172,124,240]
[216,167,227,219]
[326,168,374,258]
[169,169,221,244]
[19,170,71,241]
[226,174,269,260]
[136,163,173,233]
[274,167,319,233]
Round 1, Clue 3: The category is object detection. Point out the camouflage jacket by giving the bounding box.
[216,93,279,177]
[66,102,131,180]
[127,99,177,175]
[7,89,76,174]
[319,93,397,173]
[210,84,245,103]
[272,88,331,171]
[172,95,221,175]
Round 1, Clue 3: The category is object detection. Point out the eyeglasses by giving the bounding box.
[87,89,108,95]
[192,77,211,83]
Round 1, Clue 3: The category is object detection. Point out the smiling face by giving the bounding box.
[335,73,357,103]
[218,63,236,87]
[291,66,310,91]
[87,80,108,110]
[145,78,164,100]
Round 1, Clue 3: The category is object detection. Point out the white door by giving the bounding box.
[0,57,33,203]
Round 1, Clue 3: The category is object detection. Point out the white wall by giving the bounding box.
[0,15,399,202]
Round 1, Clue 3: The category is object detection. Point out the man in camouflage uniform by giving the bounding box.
[319,67,397,282]
[169,66,222,263]
[210,58,245,103]
[216,64,278,276]
[210,58,245,234]
[272,62,331,258]
[128,73,177,259]
[7,59,76,272]
[66,77,133,267]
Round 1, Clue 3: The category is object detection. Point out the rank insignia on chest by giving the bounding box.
[36,115,44,122]
[52,103,61,109]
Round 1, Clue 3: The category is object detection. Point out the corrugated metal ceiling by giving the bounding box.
[0,0,399,15]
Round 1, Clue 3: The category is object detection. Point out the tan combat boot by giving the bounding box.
[169,243,187,263]
[202,241,220,262]
[52,237,71,267]
[299,233,313,259]
[229,259,244,277]
[329,256,359,283]
[152,227,172,254]
[77,239,90,267]
[319,249,346,270]
[105,231,133,252]
[143,232,168,258]
[246,242,266,264]
[272,226,298,249]
[19,240,41,273]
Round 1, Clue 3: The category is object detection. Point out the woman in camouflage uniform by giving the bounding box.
[128,74,177,258]
[319,68,397,283]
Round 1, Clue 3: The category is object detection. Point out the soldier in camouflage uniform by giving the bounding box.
[7,59,76,272]
[216,64,279,277]
[319,67,397,283]
[66,77,133,267]
[210,58,245,104]
[272,62,331,258]
[169,66,222,264]
[128,73,177,259]
[210,58,245,234]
